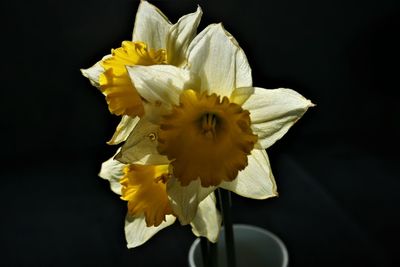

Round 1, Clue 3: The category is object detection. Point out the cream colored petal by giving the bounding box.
[220,148,277,199]
[115,118,169,165]
[132,154,170,165]
[167,6,202,66]
[230,86,254,106]
[167,178,215,225]
[132,1,171,49]
[80,61,104,87]
[107,115,140,145]
[98,151,125,195]
[244,87,314,149]
[125,214,176,248]
[186,24,252,97]
[127,65,199,106]
[190,193,221,243]
[142,101,170,125]
[81,55,111,87]
[234,44,253,89]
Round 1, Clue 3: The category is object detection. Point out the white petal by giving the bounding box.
[244,87,314,149]
[107,115,140,145]
[142,101,170,125]
[125,214,176,248]
[132,1,171,49]
[132,154,170,165]
[99,151,125,195]
[167,178,215,225]
[190,193,221,243]
[166,6,202,66]
[80,61,104,87]
[220,149,277,199]
[187,24,252,97]
[127,65,199,106]
[229,86,254,106]
[115,118,169,165]
[234,44,253,88]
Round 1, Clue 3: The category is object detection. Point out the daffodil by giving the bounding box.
[81,1,222,247]
[116,23,314,224]
[81,0,202,144]
[99,151,221,248]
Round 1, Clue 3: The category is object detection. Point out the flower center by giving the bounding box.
[201,113,218,139]
[157,90,257,187]
[120,164,173,227]
[99,41,166,117]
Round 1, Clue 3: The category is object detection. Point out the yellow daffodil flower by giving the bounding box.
[81,1,222,247]
[99,151,221,248]
[81,0,202,145]
[116,24,314,224]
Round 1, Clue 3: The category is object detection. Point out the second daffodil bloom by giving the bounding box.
[81,1,222,248]
[117,24,314,224]
[81,0,202,145]
[99,150,221,248]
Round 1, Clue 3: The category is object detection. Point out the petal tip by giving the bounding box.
[196,5,203,15]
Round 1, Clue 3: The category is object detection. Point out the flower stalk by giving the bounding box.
[200,189,235,267]
[209,241,218,267]
[200,237,209,266]
[200,234,218,267]
[218,188,236,267]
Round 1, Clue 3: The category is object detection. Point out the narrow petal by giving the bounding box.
[187,24,252,97]
[132,1,172,49]
[220,149,277,199]
[167,178,215,225]
[190,193,221,243]
[99,152,125,195]
[125,214,176,248]
[107,115,140,145]
[116,118,169,165]
[166,6,202,66]
[244,87,314,149]
[127,65,199,106]
[80,61,104,87]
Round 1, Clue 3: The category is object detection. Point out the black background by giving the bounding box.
[2,0,399,266]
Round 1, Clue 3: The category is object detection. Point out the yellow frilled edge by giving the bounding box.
[120,164,173,227]
[157,89,257,187]
[99,41,167,117]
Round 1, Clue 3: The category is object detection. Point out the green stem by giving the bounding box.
[218,188,236,267]
[209,241,218,267]
[200,236,218,267]
[200,237,209,267]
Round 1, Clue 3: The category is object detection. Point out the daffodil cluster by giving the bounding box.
[82,0,313,248]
